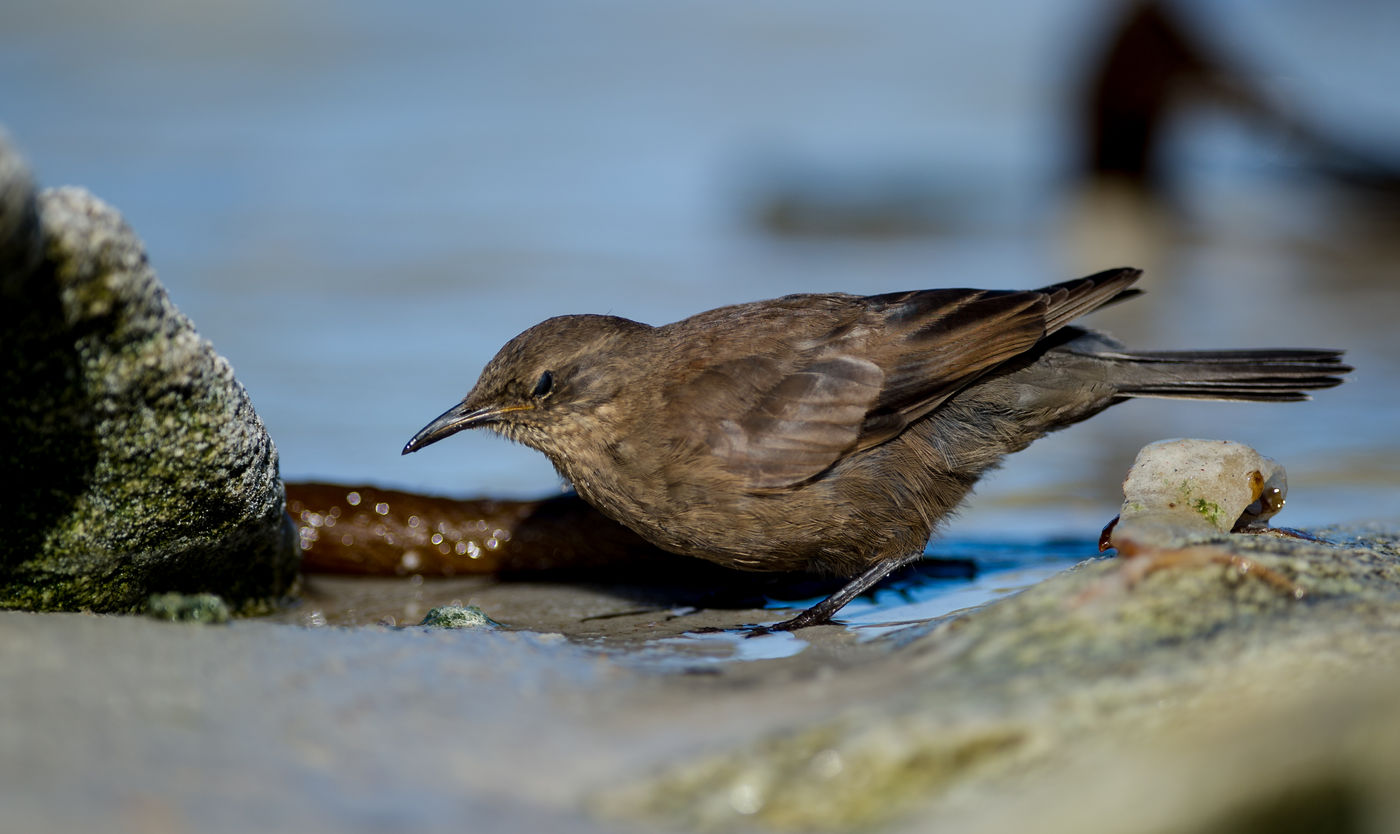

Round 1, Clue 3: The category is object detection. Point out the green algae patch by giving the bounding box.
[419,604,500,629]
[1191,497,1224,527]
[147,592,232,624]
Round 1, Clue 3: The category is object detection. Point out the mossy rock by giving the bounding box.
[0,136,298,612]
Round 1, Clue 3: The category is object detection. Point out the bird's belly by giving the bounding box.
[571,453,952,577]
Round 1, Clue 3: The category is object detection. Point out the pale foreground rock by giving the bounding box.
[601,442,1400,833]
[1110,438,1289,549]
[605,523,1400,832]
[0,133,298,611]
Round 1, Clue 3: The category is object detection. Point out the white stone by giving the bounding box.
[1110,439,1287,549]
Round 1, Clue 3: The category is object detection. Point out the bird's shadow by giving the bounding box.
[494,549,977,616]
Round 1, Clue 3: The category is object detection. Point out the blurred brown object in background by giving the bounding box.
[1080,0,1400,195]
[1080,0,1263,191]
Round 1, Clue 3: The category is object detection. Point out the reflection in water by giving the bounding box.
[635,630,809,669]
[773,539,1097,635]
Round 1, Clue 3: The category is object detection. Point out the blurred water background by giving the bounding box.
[4,0,1398,541]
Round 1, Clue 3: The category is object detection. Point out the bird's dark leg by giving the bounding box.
[759,551,925,633]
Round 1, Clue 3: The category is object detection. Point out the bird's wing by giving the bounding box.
[673,350,886,491]
[667,268,1140,491]
[853,267,1141,450]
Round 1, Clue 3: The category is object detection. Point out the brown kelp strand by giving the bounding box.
[285,482,669,576]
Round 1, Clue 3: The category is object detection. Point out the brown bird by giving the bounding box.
[402,268,1348,630]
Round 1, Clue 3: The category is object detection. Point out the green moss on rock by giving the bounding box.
[419,604,500,629]
[147,592,232,624]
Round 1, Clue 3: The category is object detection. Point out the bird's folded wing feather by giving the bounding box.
[662,290,1046,491]
[853,268,1140,449]
[664,269,1140,491]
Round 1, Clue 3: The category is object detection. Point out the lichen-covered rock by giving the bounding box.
[146,592,233,624]
[0,136,298,612]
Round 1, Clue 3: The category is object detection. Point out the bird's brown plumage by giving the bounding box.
[403,267,1349,628]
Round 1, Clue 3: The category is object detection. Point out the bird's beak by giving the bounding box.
[401,400,529,455]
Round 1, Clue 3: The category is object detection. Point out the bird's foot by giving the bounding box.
[742,608,835,637]
[690,611,833,637]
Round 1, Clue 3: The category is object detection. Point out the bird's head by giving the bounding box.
[401,314,649,458]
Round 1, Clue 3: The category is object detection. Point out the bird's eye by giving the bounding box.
[532,370,554,399]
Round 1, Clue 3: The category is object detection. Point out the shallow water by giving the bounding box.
[273,535,1099,667]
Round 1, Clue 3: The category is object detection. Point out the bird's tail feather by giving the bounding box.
[1107,348,1351,402]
